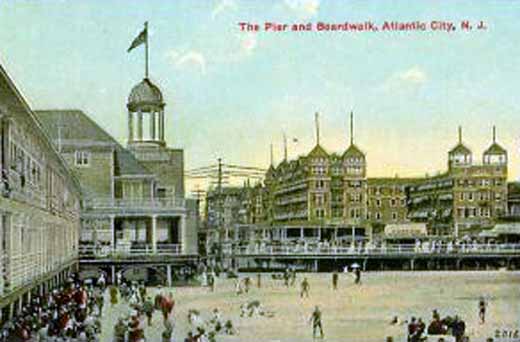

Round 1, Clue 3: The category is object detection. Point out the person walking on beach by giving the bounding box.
[143,297,154,326]
[354,267,361,284]
[479,297,487,324]
[257,273,261,289]
[309,306,324,340]
[300,278,310,298]
[332,271,338,290]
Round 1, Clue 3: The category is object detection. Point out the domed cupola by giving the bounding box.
[483,126,507,165]
[128,78,164,112]
[127,78,166,147]
[448,126,472,169]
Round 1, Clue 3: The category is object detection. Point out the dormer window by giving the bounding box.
[74,151,90,167]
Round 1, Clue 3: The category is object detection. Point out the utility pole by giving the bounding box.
[217,158,223,238]
[215,157,224,263]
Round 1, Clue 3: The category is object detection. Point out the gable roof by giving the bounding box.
[449,143,472,155]
[484,142,506,155]
[307,144,329,158]
[35,109,152,176]
[342,144,365,158]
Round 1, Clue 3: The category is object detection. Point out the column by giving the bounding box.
[159,111,165,141]
[110,215,116,250]
[137,111,143,141]
[111,265,116,285]
[151,215,157,253]
[180,214,187,254]
[166,265,172,287]
[150,112,156,140]
[128,112,134,142]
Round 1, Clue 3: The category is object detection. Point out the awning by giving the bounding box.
[491,223,520,235]
[384,223,428,238]
[478,230,498,238]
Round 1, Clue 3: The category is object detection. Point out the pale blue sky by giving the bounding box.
[1,0,519,192]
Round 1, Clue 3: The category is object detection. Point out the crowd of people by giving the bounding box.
[109,280,177,342]
[185,307,238,342]
[0,274,104,342]
[393,309,469,342]
[0,263,491,342]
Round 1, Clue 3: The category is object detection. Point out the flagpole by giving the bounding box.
[145,21,149,79]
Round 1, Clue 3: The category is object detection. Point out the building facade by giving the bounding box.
[205,118,512,250]
[408,127,508,236]
[35,75,198,258]
[0,64,81,320]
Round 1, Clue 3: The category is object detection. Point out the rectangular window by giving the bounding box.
[75,151,90,166]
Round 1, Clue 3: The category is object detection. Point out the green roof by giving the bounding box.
[484,142,506,155]
[449,143,471,155]
[342,144,365,158]
[307,144,329,158]
[35,109,152,176]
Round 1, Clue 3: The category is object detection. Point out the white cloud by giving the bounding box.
[284,0,320,19]
[397,66,428,84]
[212,0,236,19]
[166,49,207,75]
[382,66,428,92]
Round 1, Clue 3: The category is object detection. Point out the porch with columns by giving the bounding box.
[107,214,187,255]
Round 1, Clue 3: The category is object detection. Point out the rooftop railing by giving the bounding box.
[79,243,183,258]
[83,197,185,210]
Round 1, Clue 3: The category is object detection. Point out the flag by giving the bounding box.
[127,24,147,53]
